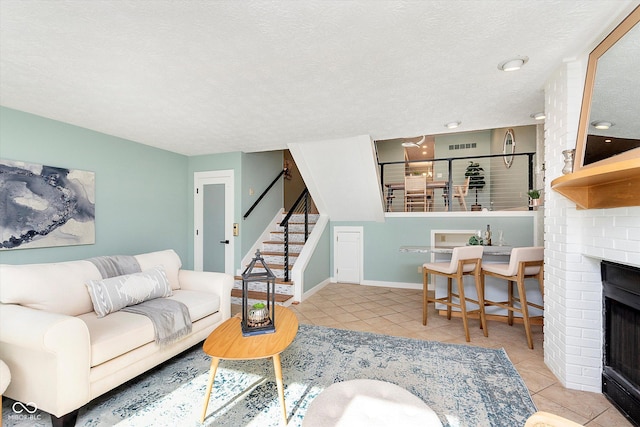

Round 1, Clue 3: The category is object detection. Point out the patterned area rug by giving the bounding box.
[2,324,536,426]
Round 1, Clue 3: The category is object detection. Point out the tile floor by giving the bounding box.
[284,283,633,427]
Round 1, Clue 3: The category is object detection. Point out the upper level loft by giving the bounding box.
[376,125,543,213]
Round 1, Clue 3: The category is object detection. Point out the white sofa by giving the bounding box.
[0,249,233,426]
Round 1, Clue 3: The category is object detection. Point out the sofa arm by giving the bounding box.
[0,303,91,417]
[178,270,233,321]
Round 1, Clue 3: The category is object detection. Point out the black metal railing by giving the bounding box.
[379,152,536,212]
[243,168,288,219]
[279,188,311,282]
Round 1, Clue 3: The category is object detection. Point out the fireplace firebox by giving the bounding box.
[602,261,640,426]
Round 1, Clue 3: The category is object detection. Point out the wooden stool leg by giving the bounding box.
[457,275,471,342]
[423,268,429,325]
[273,353,287,424]
[201,357,220,423]
[475,269,488,336]
[538,272,545,300]
[507,281,514,326]
[446,277,453,320]
[517,280,534,349]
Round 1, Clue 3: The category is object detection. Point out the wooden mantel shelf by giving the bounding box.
[551,158,640,209]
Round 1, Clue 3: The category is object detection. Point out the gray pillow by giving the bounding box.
[86,266,172,318]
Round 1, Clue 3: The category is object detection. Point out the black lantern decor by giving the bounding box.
[241,249,276,336]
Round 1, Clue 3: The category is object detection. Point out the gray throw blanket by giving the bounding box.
[88,255,192,347]
[122,298,192,346]
[88,255,141,277]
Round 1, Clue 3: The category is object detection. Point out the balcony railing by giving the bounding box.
[379,152,537,212]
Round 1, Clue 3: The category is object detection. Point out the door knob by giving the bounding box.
[219,240,230,244]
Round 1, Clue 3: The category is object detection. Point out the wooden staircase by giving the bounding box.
[231,213,318,306]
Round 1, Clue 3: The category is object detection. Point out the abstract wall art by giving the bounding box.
[0,159,95,250]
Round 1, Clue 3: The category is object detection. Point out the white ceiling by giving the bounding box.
[0,1,636,156]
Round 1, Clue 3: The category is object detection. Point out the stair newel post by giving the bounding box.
[304,190,309,241]
[284,222,290,282]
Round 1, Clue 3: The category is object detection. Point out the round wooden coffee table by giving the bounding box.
[200,305,299,423]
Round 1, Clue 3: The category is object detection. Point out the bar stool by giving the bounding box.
[481,247,544,349]
[423,246,487,342]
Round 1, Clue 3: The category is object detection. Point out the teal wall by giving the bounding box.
[186,151,283,271]
[303,222,331,292]
[331,215,535,284]
[1,108,286,274]
[0,107,189,265]
[240,151,283,266]
[187,152,242,270]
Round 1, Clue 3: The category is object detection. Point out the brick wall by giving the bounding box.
[543,59,640,392]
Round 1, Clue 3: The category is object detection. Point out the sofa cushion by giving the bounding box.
[85,267,172,318]
[79,311,156,367]
[168,289,220,322]
[79,290,220,367]
[135,250,182,290]
[0,260,100,316]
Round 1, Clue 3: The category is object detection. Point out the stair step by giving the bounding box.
[260,251,297,257]
[272,231,308,235]
[231,289,293,303]
[233,276,293,285]
[262,241,305,253]
[275,223,315,231]
[279,221,317,224]
[263,240,304,245]
[266,263,293,270]
[269,232,307,243]
[260,252,298,265]
[242,265,293,274]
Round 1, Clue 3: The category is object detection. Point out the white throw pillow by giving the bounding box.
[85,266,172,318]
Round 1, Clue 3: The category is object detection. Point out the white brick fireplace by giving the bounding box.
[543,58,640,392]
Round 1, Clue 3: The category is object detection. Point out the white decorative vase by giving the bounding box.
[248,305,270,326]
[529,198,542,209]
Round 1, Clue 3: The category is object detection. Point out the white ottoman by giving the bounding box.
[303,379,443,427]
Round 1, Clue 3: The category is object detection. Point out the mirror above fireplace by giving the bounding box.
[579,6,640,167]
[552,6,640,209]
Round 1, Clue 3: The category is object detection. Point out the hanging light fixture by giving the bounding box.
[401,135,426,148]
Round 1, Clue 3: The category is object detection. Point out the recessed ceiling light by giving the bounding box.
[605,139,612,143]
[498,56,529,72]
[530,112,546,120]
[445,121,461,129]
[591,121,614,130]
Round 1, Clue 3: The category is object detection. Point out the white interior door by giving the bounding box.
[194,170,234,274]
[334,227,363,284]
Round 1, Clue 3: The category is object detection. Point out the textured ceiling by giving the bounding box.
[0,1,636,156]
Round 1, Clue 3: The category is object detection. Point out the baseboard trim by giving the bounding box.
[360,280,424,291]
[301,278,332,301]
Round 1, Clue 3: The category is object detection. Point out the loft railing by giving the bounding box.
[279,188,310,282]
[379,152,537,212]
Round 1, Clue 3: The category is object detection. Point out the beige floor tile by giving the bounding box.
[351,308,383,320]
[536,383,614,421]
[587,407,635,427]
[532,394,591,425]
[246,282,634,427]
